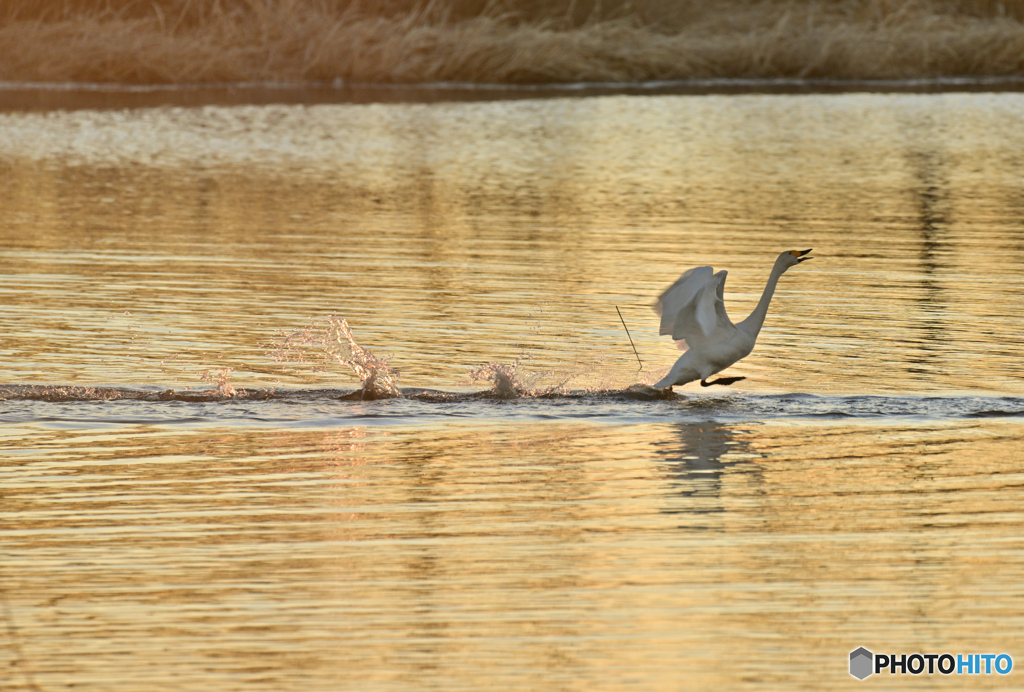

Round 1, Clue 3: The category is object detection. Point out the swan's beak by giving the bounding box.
[791,248,813,263]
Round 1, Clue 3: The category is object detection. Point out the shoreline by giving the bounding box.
[4,76,1024,111]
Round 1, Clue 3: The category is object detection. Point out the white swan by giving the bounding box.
[652,249,813,389]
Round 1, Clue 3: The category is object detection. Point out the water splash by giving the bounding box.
[468,360,526,399]
[469,356,585,399]
[267,316,400,399]
[327,317,401,399]
[199,368,238,398]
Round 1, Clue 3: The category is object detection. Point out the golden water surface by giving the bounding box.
[2,92,1024,690]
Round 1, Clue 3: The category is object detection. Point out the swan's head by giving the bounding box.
[777,248,813,272]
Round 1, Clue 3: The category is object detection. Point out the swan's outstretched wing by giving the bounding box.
[711,269,733,328]
[653,267,734,346]
[653,266,714,336]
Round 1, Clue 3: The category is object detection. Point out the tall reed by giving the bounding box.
[2,0,1023,83]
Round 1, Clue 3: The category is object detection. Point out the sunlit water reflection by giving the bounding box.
[2,92,1024,690]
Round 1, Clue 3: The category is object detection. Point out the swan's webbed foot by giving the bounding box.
[700,376,746,387]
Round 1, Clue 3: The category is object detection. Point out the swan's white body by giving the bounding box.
[652,249,812,389]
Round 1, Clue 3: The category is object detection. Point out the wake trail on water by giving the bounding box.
[4,316,1024,421]
[0,315,668,404]
[3,384,1024,425]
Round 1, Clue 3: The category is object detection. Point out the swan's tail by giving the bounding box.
[652,360,699,389]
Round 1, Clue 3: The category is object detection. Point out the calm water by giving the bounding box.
[2,91,1024,690]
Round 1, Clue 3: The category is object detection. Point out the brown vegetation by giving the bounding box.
[2,0,1024,84]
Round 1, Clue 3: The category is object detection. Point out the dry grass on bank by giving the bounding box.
[2,0,1024,84]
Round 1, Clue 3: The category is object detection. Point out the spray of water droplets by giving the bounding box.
[199,368,238,398]
[267,316,400,399]
[468,355,589,399]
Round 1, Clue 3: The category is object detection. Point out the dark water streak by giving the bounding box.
[3,384,1023,429]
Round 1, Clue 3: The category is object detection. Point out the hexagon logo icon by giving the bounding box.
[850,647,874,680]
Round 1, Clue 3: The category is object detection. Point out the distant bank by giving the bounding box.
[2,0,1023,94]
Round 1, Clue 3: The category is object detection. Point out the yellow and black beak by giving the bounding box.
[790,248,813,263]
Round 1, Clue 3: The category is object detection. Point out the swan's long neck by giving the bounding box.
[738,260,786,339]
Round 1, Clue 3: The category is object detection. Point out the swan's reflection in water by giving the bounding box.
[655,422,765,522]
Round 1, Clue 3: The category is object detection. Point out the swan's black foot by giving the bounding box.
[700,376,746,387]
